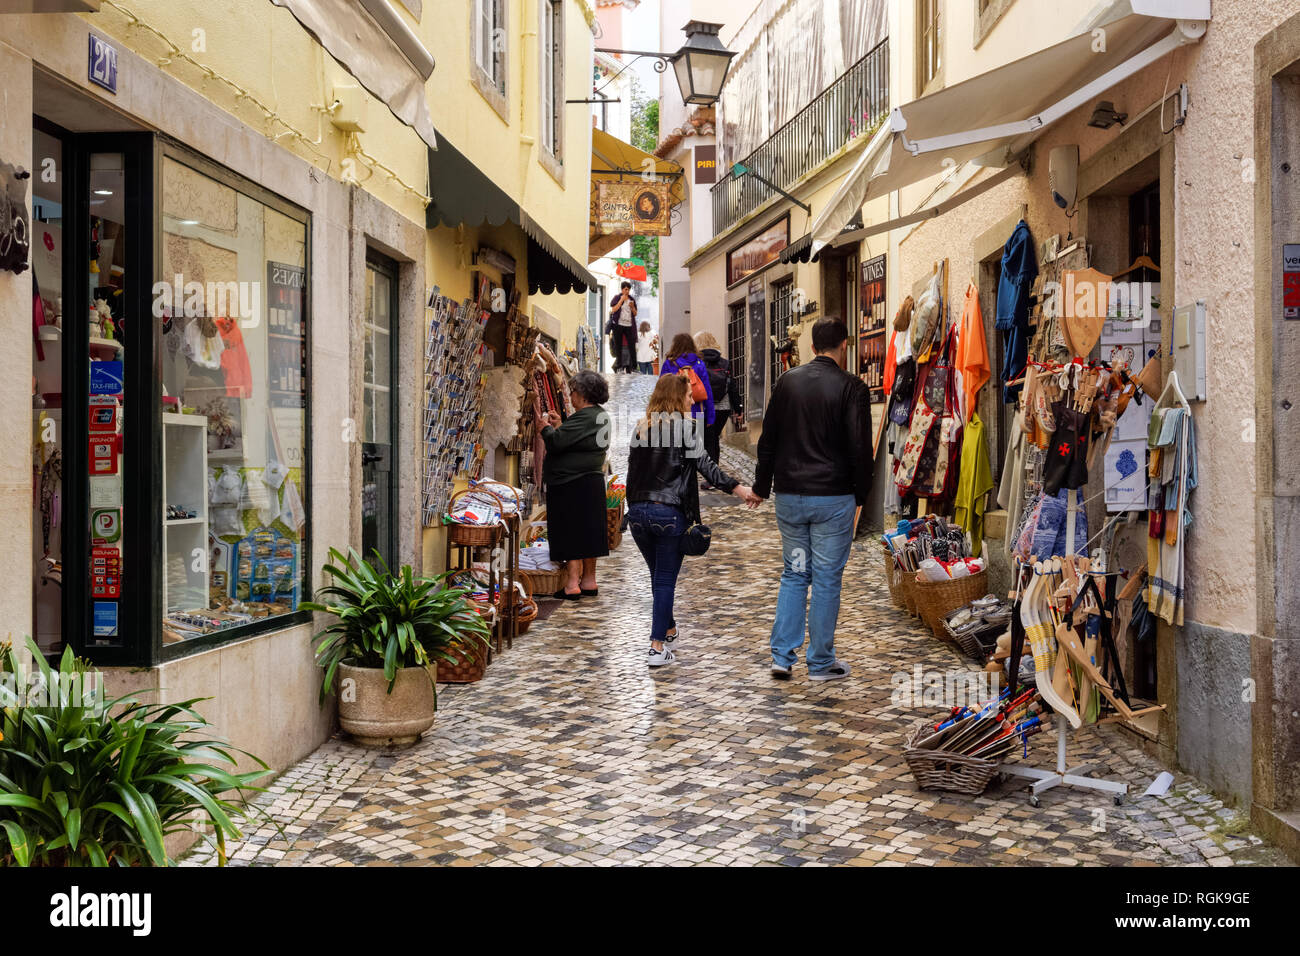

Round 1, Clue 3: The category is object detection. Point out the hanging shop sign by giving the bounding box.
[595,182,671,237]
[694,145,717,185]
[727,216,789,288]
[87,34,119,95]
[1283,244,1300,320]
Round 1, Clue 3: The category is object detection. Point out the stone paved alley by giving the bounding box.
[187,373,1288,867]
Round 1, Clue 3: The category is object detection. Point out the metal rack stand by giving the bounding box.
[1001,494,1128,807]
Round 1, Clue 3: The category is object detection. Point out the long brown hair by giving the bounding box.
[637,373,692,438]
[665,333,698,362]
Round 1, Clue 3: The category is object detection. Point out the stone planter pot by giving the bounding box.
[337,662,437,747]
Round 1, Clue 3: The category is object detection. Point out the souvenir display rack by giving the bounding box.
[422,287,488,525]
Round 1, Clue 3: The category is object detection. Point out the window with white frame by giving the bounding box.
[540,0,564,161]
[472,0,507,112]
[916,0,942,94]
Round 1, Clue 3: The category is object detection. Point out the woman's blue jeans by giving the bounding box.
[626,501,686,642]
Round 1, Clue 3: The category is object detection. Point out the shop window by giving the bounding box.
[727,301,746,392]
[769,278,793,395]
[916,0,942,95]
[158,155,309,646]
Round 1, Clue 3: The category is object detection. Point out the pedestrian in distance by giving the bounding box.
[626,374,761,667]
[754,317,873,682]
[694,331,744,485]
[607,281,639,373]
[540,370,612,599]
[636,320,657,375]
[658,332,715,428]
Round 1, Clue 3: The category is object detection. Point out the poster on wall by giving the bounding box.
[746,279,766,421]
[727,218,789,287]
[266,261,306,408]
[595,182,671,236]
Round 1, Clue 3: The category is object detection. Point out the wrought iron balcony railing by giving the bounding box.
[711,38,889,236]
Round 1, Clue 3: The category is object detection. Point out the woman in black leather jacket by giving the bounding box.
[626,374,760,667]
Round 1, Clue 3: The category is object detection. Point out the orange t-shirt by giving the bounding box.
[955,284,990,421]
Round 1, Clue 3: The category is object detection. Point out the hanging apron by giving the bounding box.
[894,327,958,497]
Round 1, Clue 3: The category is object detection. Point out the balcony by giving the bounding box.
[711,38,889,237]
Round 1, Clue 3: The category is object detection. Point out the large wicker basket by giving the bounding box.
[437,638,489,684]
[606,502,624,550]
[445,487,506,547]
[914,569,989,641]
[527,566,566,596]
[883,549,905,609]
[899,569,920,617]
[903,719,1001,795]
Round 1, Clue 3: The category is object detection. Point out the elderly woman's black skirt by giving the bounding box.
[546,473,610,562]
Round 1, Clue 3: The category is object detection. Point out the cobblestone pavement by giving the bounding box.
[185,372,1288,867]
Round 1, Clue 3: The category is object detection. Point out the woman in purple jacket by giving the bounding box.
[659,333,715,426]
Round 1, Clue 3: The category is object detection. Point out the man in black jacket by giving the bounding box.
[754,317,872,681]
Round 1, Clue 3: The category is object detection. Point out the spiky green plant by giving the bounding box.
[303,548,492,705]
[0,637,267,867]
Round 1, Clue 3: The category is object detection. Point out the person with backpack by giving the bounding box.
[626,374,761,667]
[658,333,715,427]
[694,332,744,473]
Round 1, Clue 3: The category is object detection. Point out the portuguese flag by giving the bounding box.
[613,257,648,282]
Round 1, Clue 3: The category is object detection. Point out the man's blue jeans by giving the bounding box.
[627,501,686,642]
[769,493,856,673]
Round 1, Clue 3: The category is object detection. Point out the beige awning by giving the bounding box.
[811,3,1210,243]
[271,0,437,150]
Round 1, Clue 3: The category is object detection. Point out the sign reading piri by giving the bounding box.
[694,145,717,184]
[595,182,671,236]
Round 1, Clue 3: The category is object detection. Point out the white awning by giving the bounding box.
[271,0,438,151]
[810,2,1210,243]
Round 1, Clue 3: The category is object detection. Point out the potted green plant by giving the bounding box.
[304,547,492,747]
[0,637,266,866]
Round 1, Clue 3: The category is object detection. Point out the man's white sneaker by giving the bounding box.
[648,645,677,667]
[809,660,851,682]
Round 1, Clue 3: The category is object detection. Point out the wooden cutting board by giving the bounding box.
[1061,267,1111,358]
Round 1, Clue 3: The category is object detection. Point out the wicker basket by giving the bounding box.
[883,549,905,609]
[914,569,989,641]
[903,719,1001,795]
[445,487,506,547]
[899,569,920,617]
[514,570,539,634]
[527,566,566,596]
[946,619,1005,663]
[606,502,624,550]
[436,638,489,684]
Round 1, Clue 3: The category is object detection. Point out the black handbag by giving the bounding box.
[888,357,917,425]
[679,523,712,556]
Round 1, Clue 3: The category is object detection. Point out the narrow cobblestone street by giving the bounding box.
[186,374,1285,867]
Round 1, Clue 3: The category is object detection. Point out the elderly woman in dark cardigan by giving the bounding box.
[541,370,612,599]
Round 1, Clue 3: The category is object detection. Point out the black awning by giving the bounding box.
[427,136,595,294]
[426,138,519,229]
[779,214,865,263]
[520,211,597,295]
[779,233,816,264]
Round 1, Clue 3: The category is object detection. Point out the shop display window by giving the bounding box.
[157,155,309,646]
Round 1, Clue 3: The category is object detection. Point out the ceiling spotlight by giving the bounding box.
[1087,101,1127,129]
[93,189,114,196]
